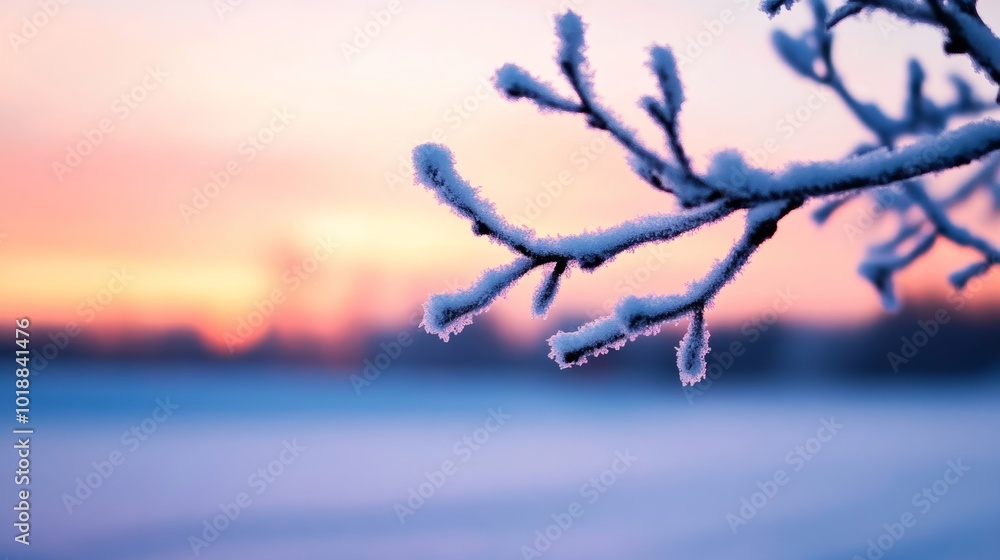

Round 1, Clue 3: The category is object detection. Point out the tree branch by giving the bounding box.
[410,1,1000,384]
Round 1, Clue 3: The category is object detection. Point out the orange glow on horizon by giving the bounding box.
[4,0,1000,349]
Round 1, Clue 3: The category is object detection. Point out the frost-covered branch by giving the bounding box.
[416,143,737,341]
[777,0,1000,304]
[495,13,718,206]
[410,1,1000,385]
[548,200,798,383]
[705,121,1000,201]
[816,0,1000,101]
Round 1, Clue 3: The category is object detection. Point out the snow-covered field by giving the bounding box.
[7,363,999,559]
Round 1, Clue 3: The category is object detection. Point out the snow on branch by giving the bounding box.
[492,12,717,205]
[823,0,1000,101]
[422,258,535,341]
[704,120,1000,202]
[548,200,796,385]
[413,143,735,267]
[410,1,1000,384]
[763,0,804,17]
[774,0,1000,306]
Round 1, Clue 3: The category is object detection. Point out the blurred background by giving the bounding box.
[2,0,999,558]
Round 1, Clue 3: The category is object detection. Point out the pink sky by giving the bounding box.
[2,0,1000,350]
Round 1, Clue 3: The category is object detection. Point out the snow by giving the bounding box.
[951,10,1000,88]
[556,12,587,71]
[707,121,1000,201]
[649,46,684,119]
[761,0,799,17]
[772,30,817,79]
[827,1,935,28]
[422,258,534,341]
[495,64,580,112]
[531,260,568,318]
[949,260,994,290]
[677,308,710,386]
[20,365,1000,560]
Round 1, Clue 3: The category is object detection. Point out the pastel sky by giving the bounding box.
[3,0,999,351]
